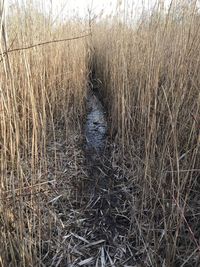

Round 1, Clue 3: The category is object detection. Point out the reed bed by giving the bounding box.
[92,1,200,265]
[0,2,89,266]
[1,0,200,266]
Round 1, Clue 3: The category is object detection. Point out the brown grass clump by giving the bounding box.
[0,2,89,266]
[92,1,200,266]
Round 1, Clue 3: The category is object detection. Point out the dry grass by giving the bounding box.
[0,2,89,266]
[0,0,200,266]
[92,1,200,266]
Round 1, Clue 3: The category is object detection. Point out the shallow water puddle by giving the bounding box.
[85,91,107,158]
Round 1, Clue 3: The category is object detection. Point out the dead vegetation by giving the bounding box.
[0,2,89,266]
[0,0,200,266]
[92,1,200,265]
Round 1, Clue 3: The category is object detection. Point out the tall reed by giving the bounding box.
[0,2,88,265]
[92,1,200,265]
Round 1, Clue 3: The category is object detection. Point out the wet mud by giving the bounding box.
[77,85,134,264]
[85,90,107,160]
